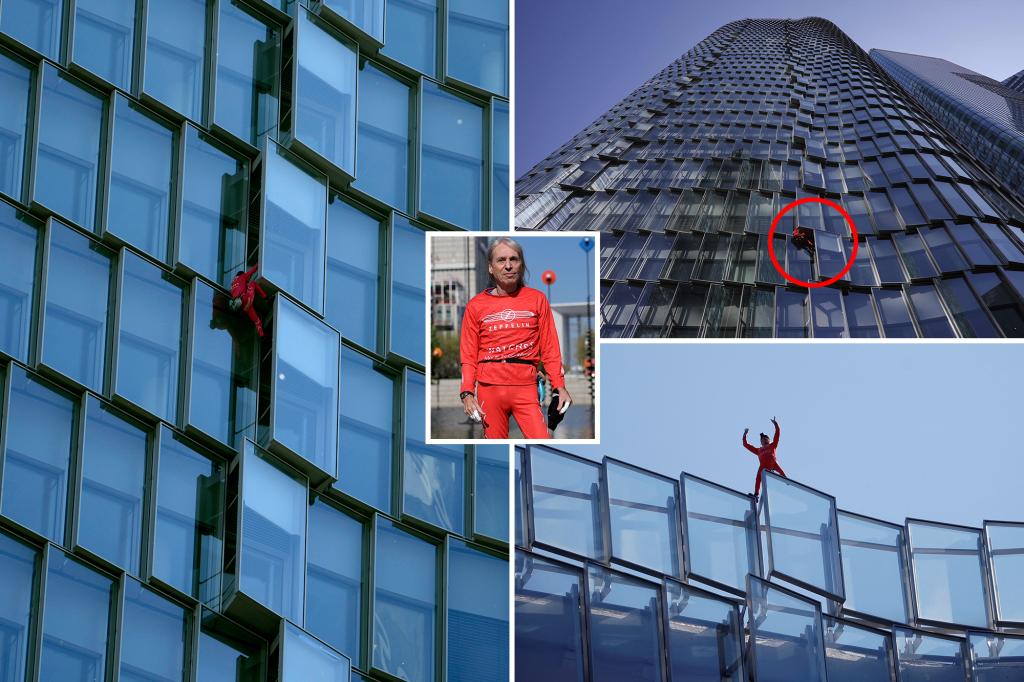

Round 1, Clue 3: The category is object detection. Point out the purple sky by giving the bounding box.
[515,0,1024,175]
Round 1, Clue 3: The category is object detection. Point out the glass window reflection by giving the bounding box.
[986,522,1024,624]
[682,475,759,594]
[892,627,967,682]
[197,624,261,682]
[326,197,381,350]
[586,565,662,682]
[747,577,827,682]
[420,82,484,228]
[665,581,744,682]
[530,447,605,559]
[0,531,36,682]
[447,540,508,682]
[335,345,393,510]
[144,0,205,120]
[282,622,350,682]
[0,53,31,199]
[352,62,411,210]
[120,578,188,682]
[381,0,437,76]
[605,459,681,576]
[73,0,134,89]
[391,216,425,362]
[838,512,908,623]
[323,0,384,42]
[215,1,279,145]
[514,552,585,682]
[404,371,464,532]
[908,520,988,627]
[0,0,62,60]
[447,0,508,96]
[492,100,510,229]
[823,617,893,682]
[306,501,363,664]
[0,202,38,361]
[969,632,1024,682]
[475,445,509,541]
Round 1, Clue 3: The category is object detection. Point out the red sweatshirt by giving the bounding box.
[460,286,565,392]
[743,422,780,467]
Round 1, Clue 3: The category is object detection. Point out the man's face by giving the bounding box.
[760,435,770,446]
[489,244,522,287]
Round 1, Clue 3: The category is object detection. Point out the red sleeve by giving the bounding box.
[253,283,267,298]
[742,437,758,455]
[772,422,780,448]
[244,264,259,281]
[459,301,480,393]
[538,292,565,389]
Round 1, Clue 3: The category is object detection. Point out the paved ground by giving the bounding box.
[431,404,596,440]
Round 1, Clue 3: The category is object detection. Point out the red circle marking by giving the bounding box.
[768,197,858,289]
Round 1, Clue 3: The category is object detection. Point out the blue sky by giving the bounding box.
[517,234,595,304]
[561,343,1024,528]
[516,0,1024,173]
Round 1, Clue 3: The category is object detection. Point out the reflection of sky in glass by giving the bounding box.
[607,461,679,576]
[909,522,987,627]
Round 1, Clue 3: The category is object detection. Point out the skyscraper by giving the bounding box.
[0,0,509,680]
[516,18,1024,338]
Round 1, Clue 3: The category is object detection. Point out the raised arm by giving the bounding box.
[742,428,758,454]
[771,418,780,448]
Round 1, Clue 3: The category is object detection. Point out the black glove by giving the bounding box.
[547,389,567,432]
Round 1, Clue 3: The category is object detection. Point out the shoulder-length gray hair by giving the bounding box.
[486,237,529,287]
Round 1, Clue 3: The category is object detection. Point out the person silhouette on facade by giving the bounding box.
[230,264,267,337]
[742,416,786,502]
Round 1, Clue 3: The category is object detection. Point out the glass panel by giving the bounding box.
[763,474,843,600]
[874,289,917,338]
[529,446,604,559]
[1,368,75,541]
[262,141,327,312]
[968,272,1024,337]
[0,0,62,59]
[0,531,35,682]
[970,632,1024,682]
[35,65,103,230]
[382,0,436,76]
[272,297,340,476]
[390,216,425,362]
[514,552,585,682]
[586,565,662,682]
[810,287,846,338]
[775,288,808,338]
[180,126,248,287]
[197,626,260,682]
[922,226,967,272]
[353,62,410,210]
[373,518,436,682]
[823,618,892,682]
[326,197,381,349]
[986,523,1024,624]
[214,1,279,145]
[838,512,907,622]
[664,580,744,682]
[747,577,827,682]
[307,501,362,663]
[116,252,183,421]
[154,427,224,602]
[239,444,306,621]
[447,540,508,682]
[892,627,966,682]
[892,232,937,279]
[492,100,509,230]
[120,578,188,682]
[323,0,383,41]
[0,202,37,361]
[869,238,906,283]
[606,460,680,576]
[144,0,205,121]
[39,549,113,682]
[0,53,31,199]
[475,445,508,541]
[282,621,350,682]
[843,291,880,338]
[73,0,134,89]
[682,476,758,593]
[907,284,956,338]
[78,397,147,573]
[936,277,999,338]
[107,97,175,261]
[421,82,484,228]
[404,371,464,532]
[908,521,988,627]
[335,346,393,509]
[447,0,508,95]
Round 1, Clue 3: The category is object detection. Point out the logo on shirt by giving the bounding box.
[481,309,536,324]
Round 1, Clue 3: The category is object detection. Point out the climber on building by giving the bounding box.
[792,226,816,254]
[230,264,268,337]
[742,416,786,502]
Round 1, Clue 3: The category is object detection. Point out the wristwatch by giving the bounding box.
[460,391,474,401]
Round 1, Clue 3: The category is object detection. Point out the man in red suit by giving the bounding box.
[742,416,786,501]
[230,264,267,337]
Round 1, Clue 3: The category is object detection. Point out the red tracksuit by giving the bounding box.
[460,286,565,439]
[231,265,267,336]
[743,422,786,496]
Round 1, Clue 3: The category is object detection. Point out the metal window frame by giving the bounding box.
[662,575,746,682]
[836,507,912,626]
[891,624,970,682]
[746,573,829,682]
[981,520,1024,629]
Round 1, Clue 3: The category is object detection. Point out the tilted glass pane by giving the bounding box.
[0,0,62,60]
[404,371,464,532]
[381,0,437,76]
[970,632,1024,681]
[352,62,410,211]
[215,0,279,145]
[837,512,908,622]
[492,100,510,230]
[682,476,758,593]
[120,578,188,682]
[514,552,585,682]
[282,622,350,682]
[116,252,183,422]
[0,531,36,682]
[475,445,509,541]
[306,501,362,664]
[35,65,103,231]
[335,346,393,509]
[153,427,224,603]
[390,216,425,362]
[0,201,38,361]
[447,540,508,682]
[908,521,988,627]
[606,461,681,576]
[421,82,484,228]
[747,577,827,682]
[664,580,744,682]
[197,627,260,682]
[529,447,604,559]
[373,519,436,682]
[1,367,75,542]
[144,0,205,121]
[586,565,662,682]
[325,197,380,349]
[323,0,383,41]
[447,0,508,96]
[823,618,892,682]
[78,396,147,573]
[893,627,966,682]
[73,0,134,89]
[0,53,31,198]
[986,523,1024,623]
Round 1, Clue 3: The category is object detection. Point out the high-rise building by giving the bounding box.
[0,1,509,681]
[1002,68,1024,93]
[871,50,1024,200]
[515,18,1024,338]
[514,443,1024,681]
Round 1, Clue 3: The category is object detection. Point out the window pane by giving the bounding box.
[922,226,967,272]
[0,0,62,60]
[985,523,1024,625]
[144,0,205,120]
[514,552,585,682]
[322,0,383,41]
[586,565,662,682]
[968,272,1024,337]
[373,519,436,682]
[352,62,410,210]
[215,0,279,145]
[873,289,916,338]
[78,397,147,573]
[682,475,758,593]
[838,512,908,622]
[810,287,846,338]
[197,626,260,682]
[529,446,605,559]
[893,627,966,682]
[0,53,31,198]
[262,141,328,312]
[154,427,224,603]
[748,577,827,682]
[0,531,36,682]
[515,448,525,546]
[936,277,999,338]
[421,82,483,228]
[326,197,380,349]
[180,126,248,287]
[1,368,75,542]
[823,617,892,682]
[73,0,134,89]
[447,540,508,682]
[390,217,425,362]
[665,581,744,682]
[381,0,437,76]
[239,443,306,622]
[447,0,507,95]
[40,549,113,682]
[606,460,680,576]
[908,521,988,627]
[492,100,509,230]
[404,371,464,533]
[116,252,183,421]
[35,65,103,230]
[0,201,38,361]
[295,9,357,174]
[907,284,956,338]
[475,445,508,541]
[107,97,175,260]
[120,578,188,682]
[282,621,350,682]
[306,501,362,663]
[843,290,880,338]
[775,287,808,338]
[867,238,905,283]
[335,346,393,509]
[892,232,937,279]
[970,632,1024,681]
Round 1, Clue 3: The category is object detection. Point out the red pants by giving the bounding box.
[477,383,548,439]
[754,463,786,496]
